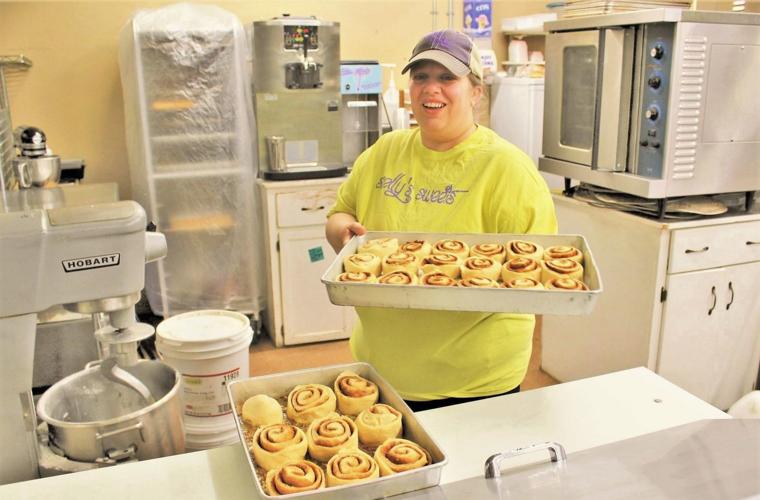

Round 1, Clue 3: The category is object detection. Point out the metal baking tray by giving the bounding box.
[227,362,448,499]
[321,231,603,315]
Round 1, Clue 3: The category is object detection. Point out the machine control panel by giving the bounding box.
[284,26,319,50]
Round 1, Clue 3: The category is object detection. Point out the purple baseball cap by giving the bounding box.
[401,29,483,80]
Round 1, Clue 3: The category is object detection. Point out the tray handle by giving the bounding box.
[484,441,567,479]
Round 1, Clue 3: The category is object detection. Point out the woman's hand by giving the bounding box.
[326,213,367,254]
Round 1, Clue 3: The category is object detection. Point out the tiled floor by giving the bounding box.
[249,319,558,391]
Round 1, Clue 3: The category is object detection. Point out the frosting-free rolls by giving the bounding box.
[251,424,308,471]
[501,257,542,282]
[399,240,432,260]
[504,277,545,289]
[265,460,325,496]
[459,277,500,288]
[378,270,418,285]
[461,256,501,281]
[344,253,381,275]
[307,413,359,462]
[326,448,380,486]
[374,438,431,476]
[242,394,283,427]
[358,238,399,258]
[470,243,507,264]
[420,272,458,287]
[544,245,583,264]
[421,253,462,279]
[541,258,584,282]
[506,240,544,261]
[355,404,403,446]
[286,384,337,425]
[334,371,379,416]
[381,251,419,276]
[337,271,377,283]
[432,239,470,260]
[545,277,589,290]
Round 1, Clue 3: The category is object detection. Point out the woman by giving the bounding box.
[326,29,557,411]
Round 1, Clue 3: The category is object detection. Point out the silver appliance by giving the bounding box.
[252,15,346,180]
[340,60,382,169]
[539,9,760,199]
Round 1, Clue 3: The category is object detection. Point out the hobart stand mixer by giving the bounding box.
[0,198,184,484]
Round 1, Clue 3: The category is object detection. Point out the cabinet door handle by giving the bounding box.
[708,286,717,316]
[685,246,709,254]
[747,241,760,246]
[301,205,326,212]
[726,281,734,310]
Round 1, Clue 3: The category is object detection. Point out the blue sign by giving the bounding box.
[463,0,492,39]
[340,63,382,95]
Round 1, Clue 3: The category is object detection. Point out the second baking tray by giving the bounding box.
[227,362,448,499]
[321,231,603,315]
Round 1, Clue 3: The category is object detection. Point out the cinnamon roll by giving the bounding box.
[344,253,381,276]
[326,448,380,487]
[337,271,377,283]
[470,243,507,264]
[334,371,379,416]
[545,277,589,291]
[358,237,399,258]
[461,256,501,281]
[378,270,418,285]
[265,460,325,496]
[432,239,470,260]
[544,245,584,264]
[374,438,431,476]
[503,277,545,290]
[286,384,337,425]
[421,253,462,279]
[501,257,542,283]
[242,394,283,427]
[420,272,458,287]
[381,251,419,276]
[399,240,432,260]
[506,240,544,261]
[307,413,359,462]
[356,404,403,447]
[459,277,500,288]
[541,258,584,282]
[251,424,308,471]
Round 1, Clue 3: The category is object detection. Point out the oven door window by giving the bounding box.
[561,45,597,150]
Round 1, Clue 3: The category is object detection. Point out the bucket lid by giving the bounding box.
[157,310,250,343]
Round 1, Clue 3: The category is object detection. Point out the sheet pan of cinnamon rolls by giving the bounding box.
[322,232,603,316]
[227,362,447,499]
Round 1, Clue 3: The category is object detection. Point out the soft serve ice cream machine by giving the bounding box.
[0,199,176,484]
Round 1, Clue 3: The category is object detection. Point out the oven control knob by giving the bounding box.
[648,76,662,89]
[645,107,659,121]
[650,44,665,60]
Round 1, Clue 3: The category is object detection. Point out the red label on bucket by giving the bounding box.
[182,367,240,417]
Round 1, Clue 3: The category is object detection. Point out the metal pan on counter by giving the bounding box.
[321,231,603,315]
[226,362,448,499]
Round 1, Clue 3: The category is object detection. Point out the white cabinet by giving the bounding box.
[543,195,760,409]
[258,178,355,346]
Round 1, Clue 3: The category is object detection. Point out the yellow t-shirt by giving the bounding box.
[329,126,557,401]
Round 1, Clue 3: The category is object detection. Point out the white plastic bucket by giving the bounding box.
[184,418,239,451]
[156,310,252,432]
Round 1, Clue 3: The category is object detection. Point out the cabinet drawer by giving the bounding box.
[668,220,760,273]
[276,188,337,228]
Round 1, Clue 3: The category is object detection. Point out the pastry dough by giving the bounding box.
[374,438,431,476]
[344,253,382,275]
[378,270,418,285]
[265,460,325,496]
[337,271,378,283]
[251,424,308,471]
[545,277,589,290]
[326,448,380,486]
[399,240,432,260]
[286,384,337,425]
[470,243,507,264]
[356,404,403,446]
[334,371,379,416]
[358,238,399,258]
[241,394,283,427]
[459,277,499,288]
[506,240,544,261]
[504,277,544,290]
[544,245,583,264]
[541,258,584,282]
[432,239,470,260]
[501,257,542,282]
[421,253,462,279]
[461,256,501,281]
[381,251,419,276]
[420,272,458,287]
[307,413,359,462]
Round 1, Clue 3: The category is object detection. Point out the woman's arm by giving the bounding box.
[326,212,367,254]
